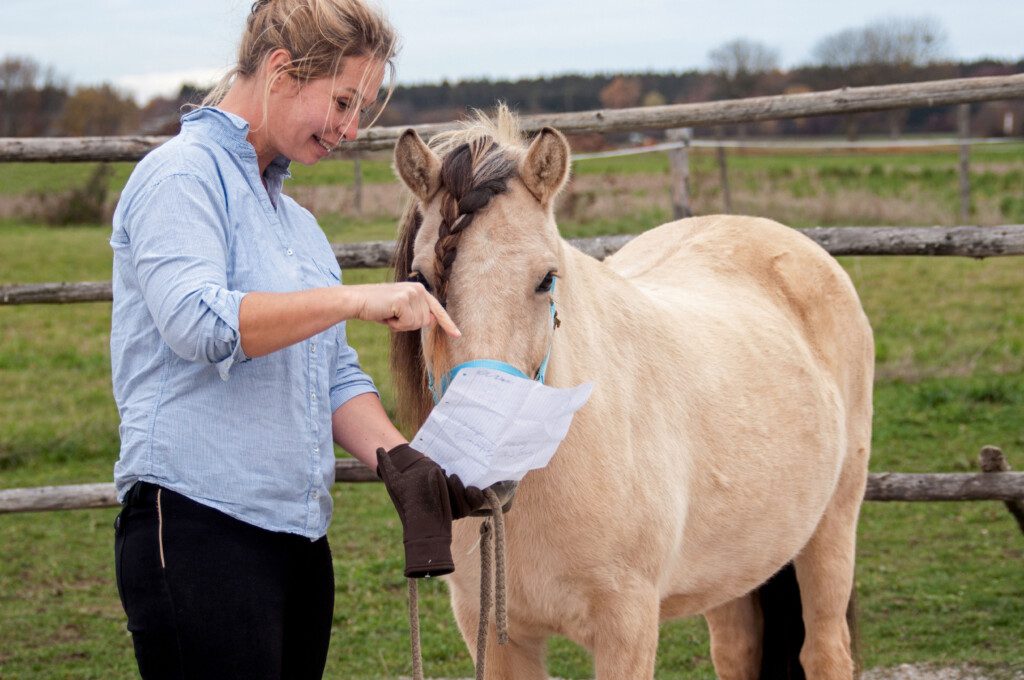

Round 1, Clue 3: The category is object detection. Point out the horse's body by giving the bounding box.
[391,109,873,679]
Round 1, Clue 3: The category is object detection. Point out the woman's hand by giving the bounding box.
[238,282,458,358]
[349,282,460,337]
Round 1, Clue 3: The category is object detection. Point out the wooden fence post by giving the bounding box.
[958,104,971,224]
[667,127,692,219]
[715,128,732,213]
[353,151,363,216]
[979,445,1024,535]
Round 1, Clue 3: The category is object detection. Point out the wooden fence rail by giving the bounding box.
[1,74,1022,161]
[4,225,1024,306]
[2,468,1023,514]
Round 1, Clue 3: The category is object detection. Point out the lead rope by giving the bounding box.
[406,488,508,680]
[408,578,423,680]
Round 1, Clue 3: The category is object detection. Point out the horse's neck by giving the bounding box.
[553,242,649,383]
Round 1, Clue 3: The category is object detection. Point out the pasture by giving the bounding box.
[1,143,1023,678]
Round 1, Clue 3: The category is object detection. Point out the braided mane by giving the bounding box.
[428,107,525,305]
[390,105,527,427]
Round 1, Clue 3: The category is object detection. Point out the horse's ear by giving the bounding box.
[393,129,441,201]
[521,127,570,207]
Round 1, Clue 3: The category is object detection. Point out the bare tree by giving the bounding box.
[813,17,949,72]
[0,56,68,136]
[708,38,780,136]
[812,17,950,137]
[709,39,781,86]
[1,57,41,136]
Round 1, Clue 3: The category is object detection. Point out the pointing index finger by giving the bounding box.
[425,294,461,338]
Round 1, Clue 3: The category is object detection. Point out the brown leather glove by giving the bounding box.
[444,471,488,519]
[377,444,483,577]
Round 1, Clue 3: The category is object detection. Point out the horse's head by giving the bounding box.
[390,106,571,427]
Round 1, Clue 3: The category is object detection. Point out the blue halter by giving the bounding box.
[428,279,558,404]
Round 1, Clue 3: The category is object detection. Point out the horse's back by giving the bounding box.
[605,215,873,399]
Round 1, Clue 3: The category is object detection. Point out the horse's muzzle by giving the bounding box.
[470,480,519,516]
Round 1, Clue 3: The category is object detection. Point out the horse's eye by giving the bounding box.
[407,270,432,293]
[536,271,556,293]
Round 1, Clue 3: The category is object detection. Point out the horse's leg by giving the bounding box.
[449,590,547,680]
[480,631,548,680]
[703,594,763,680]
[590,588,660,679]
[793,447,868,679]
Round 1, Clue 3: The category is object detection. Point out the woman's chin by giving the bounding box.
[296,149,326,166]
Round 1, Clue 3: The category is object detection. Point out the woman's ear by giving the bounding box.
[264,48,294,93]
[393,129,442,202]
[520,127,570,207]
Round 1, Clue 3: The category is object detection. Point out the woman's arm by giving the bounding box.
[331,392,407,471]
[238,282,459,358]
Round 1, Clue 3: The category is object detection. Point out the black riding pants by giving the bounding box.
[114,482,334,680]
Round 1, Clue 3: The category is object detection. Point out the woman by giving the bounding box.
[110,1,479,677]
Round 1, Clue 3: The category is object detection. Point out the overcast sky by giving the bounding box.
[3,0,1023,103]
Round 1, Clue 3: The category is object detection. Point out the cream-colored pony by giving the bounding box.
[389,107,873,680]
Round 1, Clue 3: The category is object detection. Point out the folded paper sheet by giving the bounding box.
[412,367,594,488]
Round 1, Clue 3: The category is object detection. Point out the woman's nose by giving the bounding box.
[339,113,360,142]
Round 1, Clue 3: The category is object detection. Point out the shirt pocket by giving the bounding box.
[310,252,342,287]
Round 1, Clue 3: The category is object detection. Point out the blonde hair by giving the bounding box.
[201,0,398,128]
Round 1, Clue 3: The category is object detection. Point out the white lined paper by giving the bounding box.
[412,367,593,488]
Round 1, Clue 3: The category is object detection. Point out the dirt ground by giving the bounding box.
[409,666,1024,680]
[861,664,1024,680]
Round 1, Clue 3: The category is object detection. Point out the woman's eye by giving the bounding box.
[536,272,556,293]
[336,99,350,111]
[408,271,432,292]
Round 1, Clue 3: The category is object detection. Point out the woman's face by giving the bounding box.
[268,54,386,165]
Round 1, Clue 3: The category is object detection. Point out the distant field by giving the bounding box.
[2,140,1023,227]
[1,145,1023,677]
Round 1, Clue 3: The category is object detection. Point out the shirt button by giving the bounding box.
[312,489,319,500]
[313,445,320,453]
[310,342,316,353]
[286,248,294,256]
[311,391,317,401]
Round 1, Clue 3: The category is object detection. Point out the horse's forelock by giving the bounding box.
[427,103,527,158]
[432,135,518,306]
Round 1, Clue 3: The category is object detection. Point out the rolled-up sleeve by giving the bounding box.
[125,172,249,380]
[329,322,378,412]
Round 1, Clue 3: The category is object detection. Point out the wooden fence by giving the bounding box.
[2,461,1023,514]
[657,106,997,219]
[1,73,1023,515]
[4,225,1024,306]
[2,74,1022,160]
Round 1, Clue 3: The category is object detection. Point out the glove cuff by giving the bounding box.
[402,536,455,578]
[386,443,425,472]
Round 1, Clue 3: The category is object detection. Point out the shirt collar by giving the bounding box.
[180,107,292,202]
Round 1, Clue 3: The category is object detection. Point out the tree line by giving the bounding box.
[2,17,1022,140]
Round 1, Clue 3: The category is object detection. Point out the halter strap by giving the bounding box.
[428,279,557,404]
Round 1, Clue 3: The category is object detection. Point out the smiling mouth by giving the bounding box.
[314,135,335,152]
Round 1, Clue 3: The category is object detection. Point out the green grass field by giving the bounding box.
[1,146,1023,678]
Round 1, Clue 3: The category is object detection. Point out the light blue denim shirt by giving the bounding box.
[110,107,377,539]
